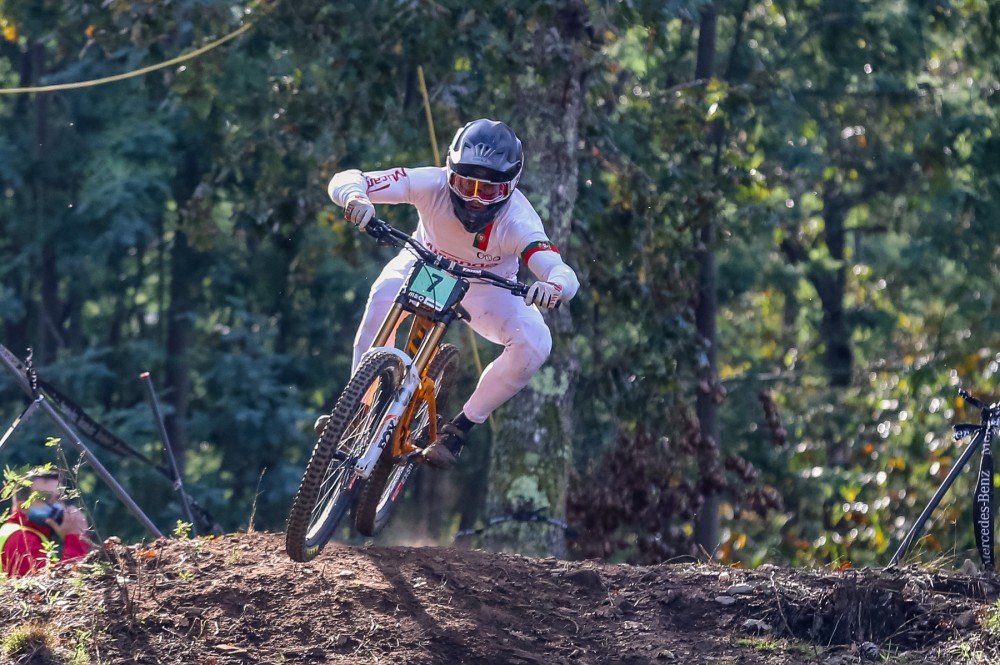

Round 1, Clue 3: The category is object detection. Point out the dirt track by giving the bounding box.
[2,532,998,664]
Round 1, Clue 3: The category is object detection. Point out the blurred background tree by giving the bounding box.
[0,0,996,568]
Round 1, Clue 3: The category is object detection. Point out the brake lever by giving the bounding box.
[364,218,388,240]
[363,219,400,248]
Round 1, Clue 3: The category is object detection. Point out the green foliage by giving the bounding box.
[172,520,193,540]
[981,599,1000,639]
[0,0,996,568]
[706,0,1000,567]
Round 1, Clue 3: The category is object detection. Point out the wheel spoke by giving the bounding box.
[286,352,405,562]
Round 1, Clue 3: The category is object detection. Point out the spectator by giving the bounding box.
[1,468,90,577]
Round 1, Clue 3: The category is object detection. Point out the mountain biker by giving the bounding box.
[325,118,579,470]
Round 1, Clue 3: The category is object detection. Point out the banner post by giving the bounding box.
[140,372,197,532]
[889,389,999,569]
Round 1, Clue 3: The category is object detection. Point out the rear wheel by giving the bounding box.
[285,352,405,561]
[355,344,460,537]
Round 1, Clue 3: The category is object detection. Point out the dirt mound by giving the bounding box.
[2,532,999,664]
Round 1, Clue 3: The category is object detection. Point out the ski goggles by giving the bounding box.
[447,171,513,204]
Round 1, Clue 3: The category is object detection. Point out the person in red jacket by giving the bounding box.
[1,468,90,577]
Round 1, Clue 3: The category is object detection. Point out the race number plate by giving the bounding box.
[403,263,461,312]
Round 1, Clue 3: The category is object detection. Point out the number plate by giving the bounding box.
[403,263,460,312]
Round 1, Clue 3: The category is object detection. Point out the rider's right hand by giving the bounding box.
[344,194,375,230]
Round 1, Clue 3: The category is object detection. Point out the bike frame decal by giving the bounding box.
[391,466,414,503]
[403,263,461,312]
[353,356,422,479]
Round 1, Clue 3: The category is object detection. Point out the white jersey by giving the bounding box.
[329,164,578,423]
[328,166,560,281]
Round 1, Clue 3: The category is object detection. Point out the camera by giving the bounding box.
[28,502,65,526]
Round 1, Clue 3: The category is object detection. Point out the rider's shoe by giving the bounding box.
[421,424,467,470]
[314,414,330,435]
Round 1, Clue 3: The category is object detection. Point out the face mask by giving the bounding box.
[27,502,65,526]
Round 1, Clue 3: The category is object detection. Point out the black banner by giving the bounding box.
[42,378,221,533]
[0,343,165,473]
[37,378,169,476]
[975,427,995,570]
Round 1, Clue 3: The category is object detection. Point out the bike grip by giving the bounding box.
[365,219,393,243]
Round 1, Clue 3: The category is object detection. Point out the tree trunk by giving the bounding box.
[817,195,852,387]
[29,41,61,363]
[162,165,212,476]
[164,229,196,475]
[483,1,592,557]
[778,193,853,388]
[692,3,723,555]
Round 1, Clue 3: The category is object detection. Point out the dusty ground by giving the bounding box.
[2,532,1000,664]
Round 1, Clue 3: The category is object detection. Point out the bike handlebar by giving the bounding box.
[364,218,529,298]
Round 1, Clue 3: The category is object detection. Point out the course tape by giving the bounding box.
[0,21,253,95]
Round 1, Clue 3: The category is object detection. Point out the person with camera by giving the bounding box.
[1,468,90,577]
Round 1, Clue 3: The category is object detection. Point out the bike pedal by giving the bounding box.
[412,417,441,450]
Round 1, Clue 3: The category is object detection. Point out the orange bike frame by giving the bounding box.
[368,304,446,460]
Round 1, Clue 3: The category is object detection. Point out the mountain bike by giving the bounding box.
[285,218,529,562]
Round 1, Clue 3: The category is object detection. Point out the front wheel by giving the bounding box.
[355,344,460,537]
[285,352,405,561]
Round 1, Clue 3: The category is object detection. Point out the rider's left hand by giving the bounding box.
[524,280,564,309]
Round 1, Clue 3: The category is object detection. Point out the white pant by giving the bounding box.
[353,251,552,423]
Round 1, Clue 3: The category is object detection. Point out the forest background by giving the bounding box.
[0,0,997,570]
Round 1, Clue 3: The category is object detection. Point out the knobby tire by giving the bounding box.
[285,352,405,561]
[354,344,460,537]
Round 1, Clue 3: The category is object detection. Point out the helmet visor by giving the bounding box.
[448,172,512,205]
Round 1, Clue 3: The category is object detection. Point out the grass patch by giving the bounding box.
[735,636,782,652]
[922,601,1000,665]
[2,621,58,662]
[734,635,818,657]
[982,599,1000,638]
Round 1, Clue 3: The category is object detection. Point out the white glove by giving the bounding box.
[524,280,564,309]
[344,194,375,230]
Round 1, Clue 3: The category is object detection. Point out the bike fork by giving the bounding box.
[352,358,422,479]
